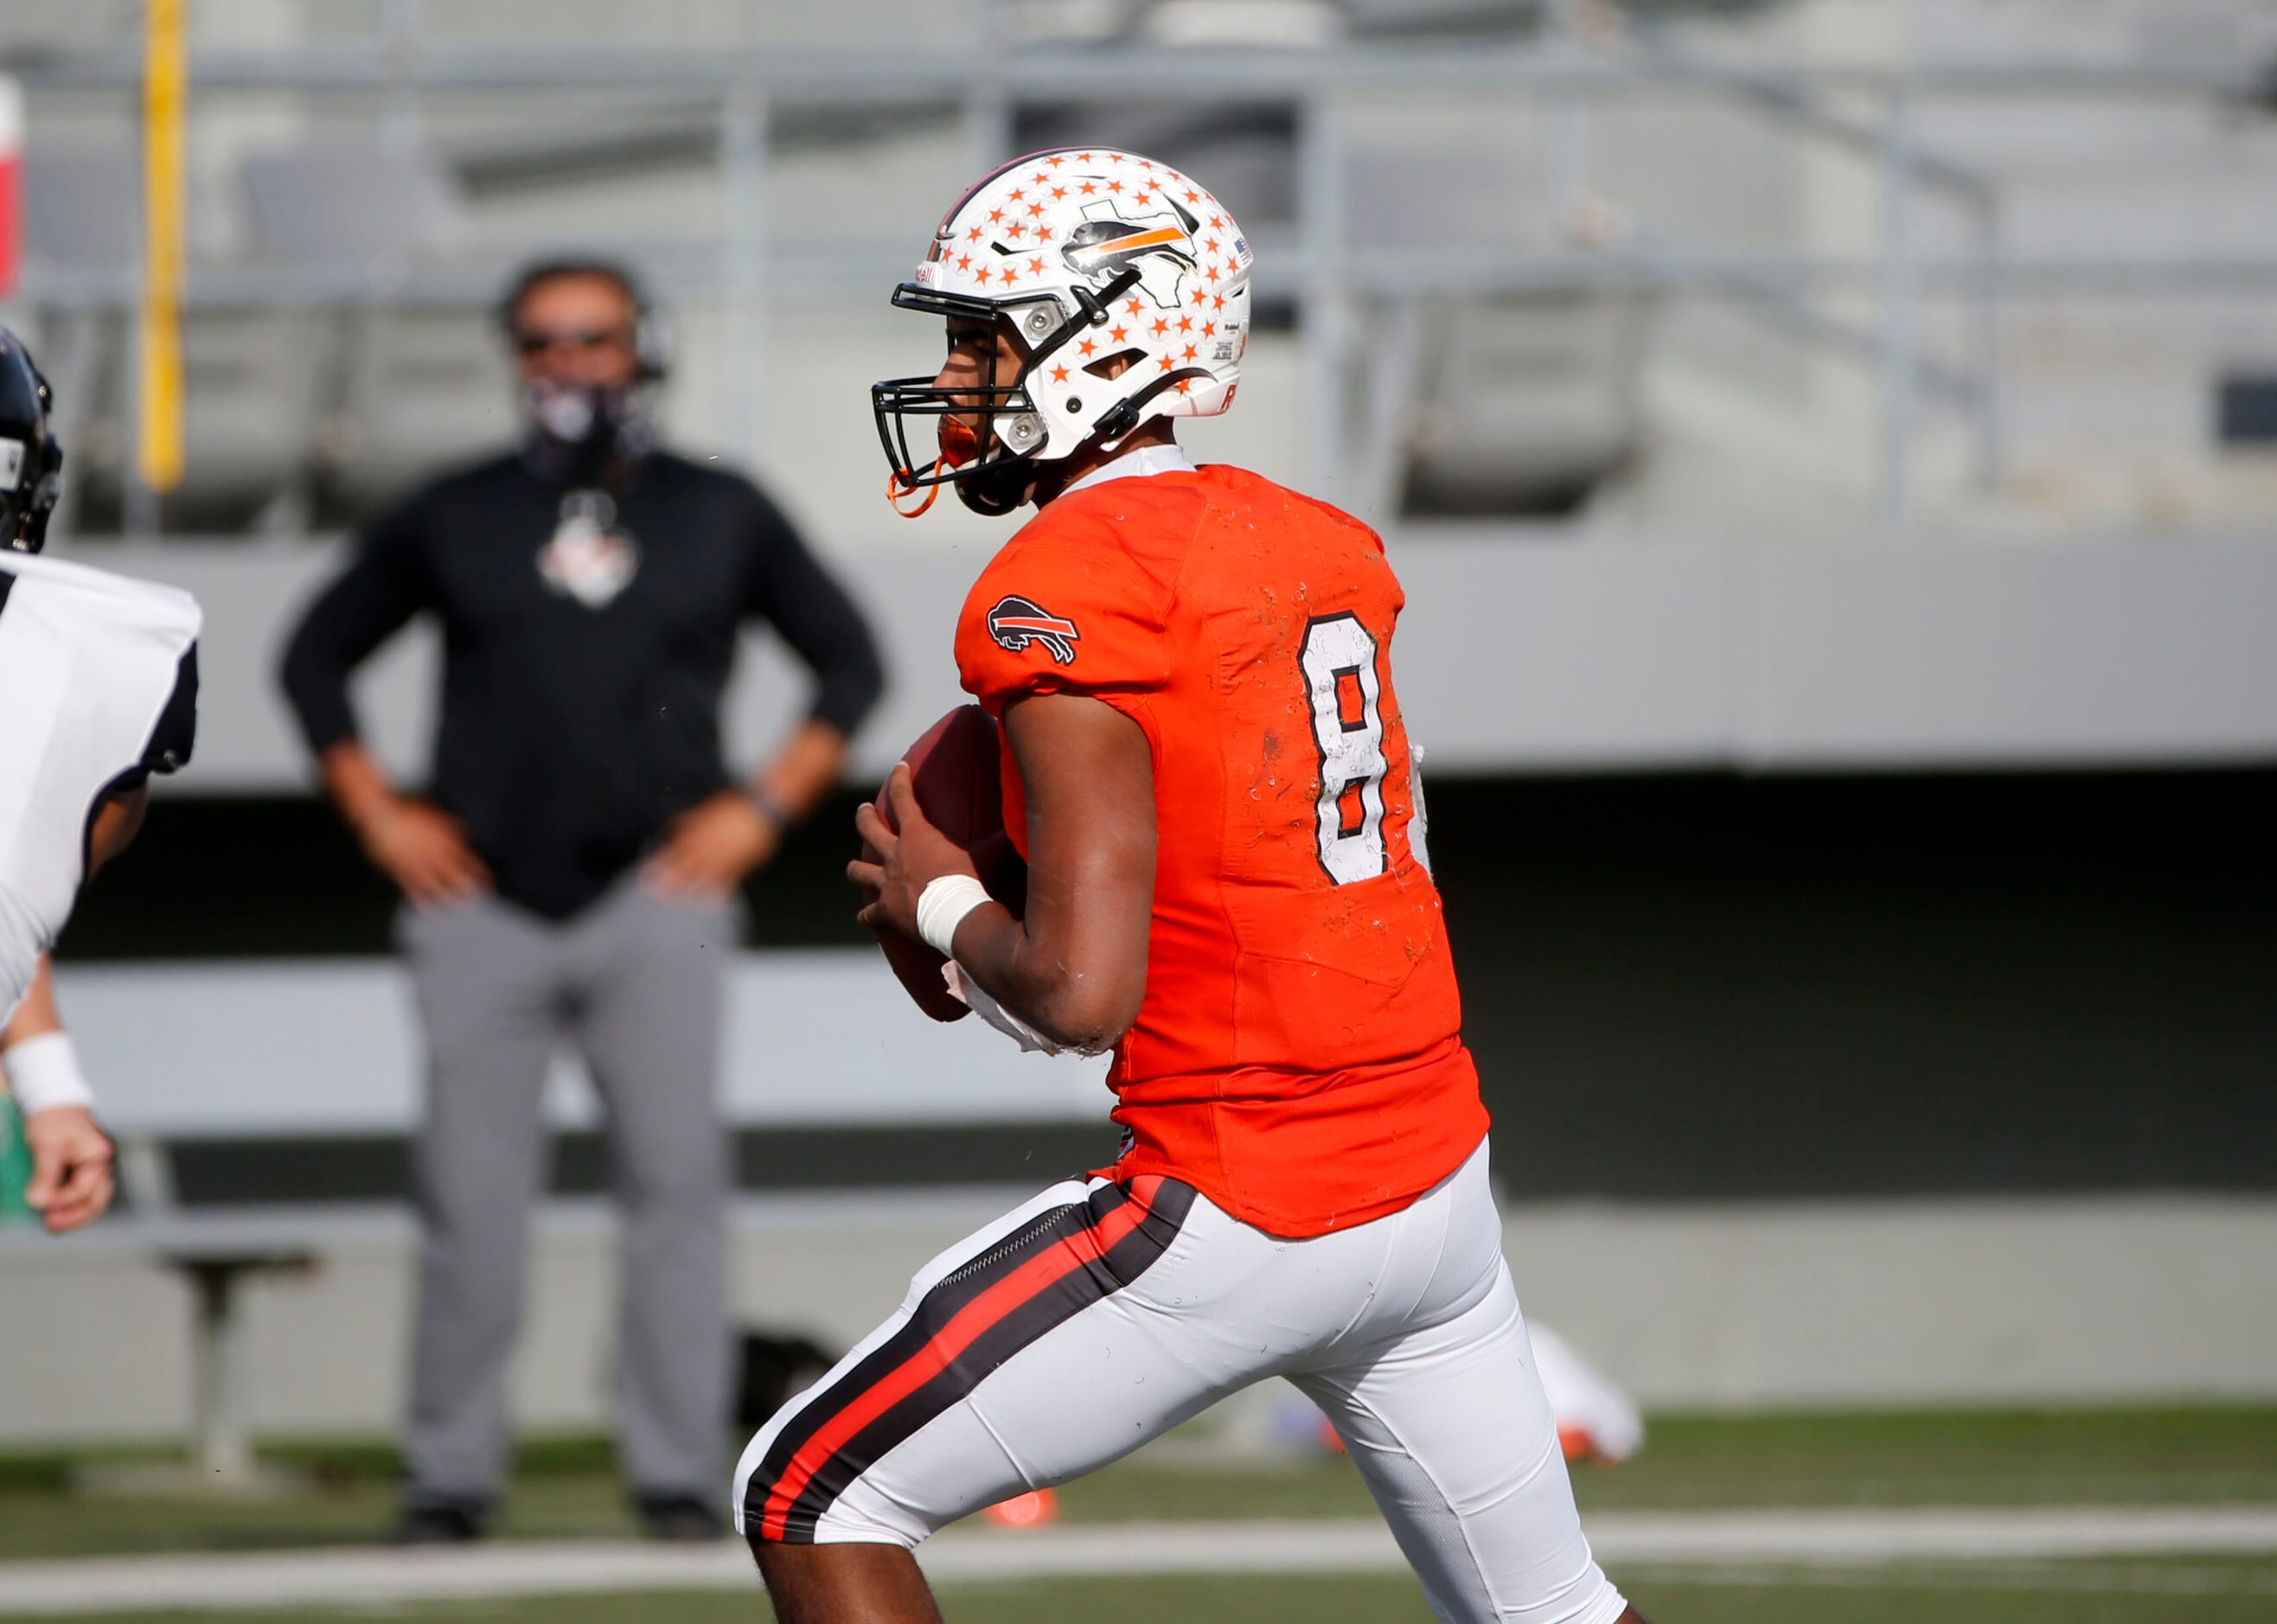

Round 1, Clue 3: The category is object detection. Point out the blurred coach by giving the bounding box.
[279,259,884,1543]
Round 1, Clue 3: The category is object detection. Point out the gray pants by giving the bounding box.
[398,878,736,1506]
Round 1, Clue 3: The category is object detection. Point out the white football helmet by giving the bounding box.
[874,148,1255,515]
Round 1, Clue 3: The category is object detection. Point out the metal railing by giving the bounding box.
[5,23,2273,534]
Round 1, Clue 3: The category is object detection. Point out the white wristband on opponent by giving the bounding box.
[3,1032,97,1117]
[915,873,994,959]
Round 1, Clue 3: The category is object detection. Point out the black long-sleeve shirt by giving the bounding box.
[279,450,885,919]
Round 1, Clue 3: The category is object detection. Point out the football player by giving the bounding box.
[732,154,1643,1624]
[0,328,201,1233]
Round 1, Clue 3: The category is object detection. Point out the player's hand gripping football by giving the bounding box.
[22,1105,116,1235]
[847,764,985,946]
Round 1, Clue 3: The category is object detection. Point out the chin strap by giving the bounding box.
[888,463,946,518]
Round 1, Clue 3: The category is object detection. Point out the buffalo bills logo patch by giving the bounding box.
[987,595,1081,665]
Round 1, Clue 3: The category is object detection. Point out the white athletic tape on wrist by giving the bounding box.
[915,873,993,959]
[3,1032,96,1116]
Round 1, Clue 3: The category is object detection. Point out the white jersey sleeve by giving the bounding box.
[0,551,201,1026]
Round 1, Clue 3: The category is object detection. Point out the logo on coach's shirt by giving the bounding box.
[986,595,1081,665]
[538,490,641,609]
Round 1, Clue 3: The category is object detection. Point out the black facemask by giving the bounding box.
[522,379,651,488]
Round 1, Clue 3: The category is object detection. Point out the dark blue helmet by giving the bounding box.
[0,328,63,553]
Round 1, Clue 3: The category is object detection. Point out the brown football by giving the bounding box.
[863,705,1027,1022]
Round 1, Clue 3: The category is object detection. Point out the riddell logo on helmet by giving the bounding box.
[987,596,1081,665]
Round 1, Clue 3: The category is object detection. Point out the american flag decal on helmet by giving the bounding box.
[987,596,1081,665]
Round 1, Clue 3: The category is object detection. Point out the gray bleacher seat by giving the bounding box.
[1399,291,1653,515]
[239,140,471,265]
[21,145,325,531]
[170,309,334,531]
[1012,105,1297,231]
[318,307,519,523]
[238,142,503,521]
[1346,148,1653,516]
[22,146,143,273]
[20,147,142,533]
[35,140,481,532]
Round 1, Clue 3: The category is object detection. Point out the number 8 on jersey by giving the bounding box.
[1300,612,1391,886]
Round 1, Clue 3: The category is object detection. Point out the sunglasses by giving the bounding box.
[513,327,632,357]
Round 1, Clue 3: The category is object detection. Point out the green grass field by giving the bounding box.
[8,1569,2277,1624]
[2,1407,2272,1621]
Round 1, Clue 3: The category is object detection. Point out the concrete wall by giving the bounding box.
[3,1191,2272,1445]
[65,528,2277,796]
[52,956,1109,1138]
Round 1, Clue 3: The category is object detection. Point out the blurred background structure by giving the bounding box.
[0,0,2273,1491]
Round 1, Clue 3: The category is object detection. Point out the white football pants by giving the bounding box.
[732,1139,1628,1624]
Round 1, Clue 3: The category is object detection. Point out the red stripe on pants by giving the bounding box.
[758,1186,1159,1540]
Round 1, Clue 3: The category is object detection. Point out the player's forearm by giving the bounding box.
[2,957,95,1118]
[953,694,1155,1051]
[2,956,62,1048]
[317,739,400,833]
[750,719,849,828]
[950,905,1145,1054]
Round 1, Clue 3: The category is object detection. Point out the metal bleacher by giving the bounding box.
[10,0,2277,541]
[21,135,506,533]
[7,952,1112,1476]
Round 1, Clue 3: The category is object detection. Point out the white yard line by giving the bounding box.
[1615,1559,2277,1598]
[1583,1506,2277,1563]
[0,1506,2273,1615]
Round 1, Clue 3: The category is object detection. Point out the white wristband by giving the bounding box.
[3,1033,96,1117]
[915,874,993,959]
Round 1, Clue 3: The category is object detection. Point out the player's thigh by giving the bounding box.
[735,1172,1287,1547]
[1292,1250,1624,1621]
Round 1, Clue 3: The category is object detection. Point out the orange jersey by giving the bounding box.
[954,462,1488,1237]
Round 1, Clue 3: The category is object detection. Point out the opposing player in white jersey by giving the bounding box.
[0,329,201,1231]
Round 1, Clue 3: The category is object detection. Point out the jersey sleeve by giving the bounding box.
[276,490,438,754]
[955,534,1171,715]
[737,483,887,738]
[141,643,200,776]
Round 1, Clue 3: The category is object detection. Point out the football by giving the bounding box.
[863,705,1026,1021]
